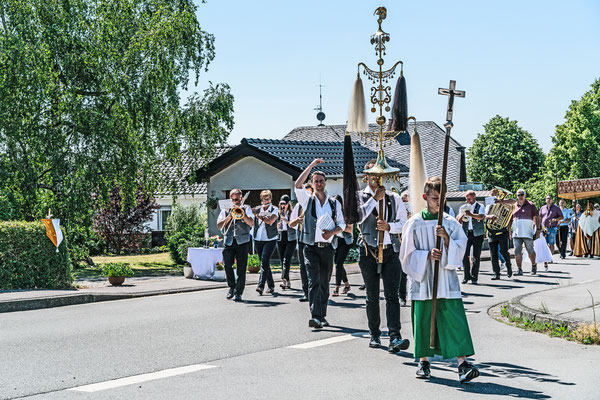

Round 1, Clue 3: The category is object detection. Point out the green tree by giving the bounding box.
[0,0,233,246]
[467,115,545,190]
[545,78,600,181]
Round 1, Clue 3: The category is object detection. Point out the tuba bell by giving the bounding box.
[486,187,514,231]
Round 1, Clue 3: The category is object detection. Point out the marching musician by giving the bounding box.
[253,190,279,296]
[295,158,345,329]
[217,188,255,302]
[357,158,409,352]
[485,188,513,280]
[289,183,313,302]
[457,190,485,284]
[277,194,296,290]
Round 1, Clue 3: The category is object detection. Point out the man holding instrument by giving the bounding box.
[400,177,478,382]
[217,188,255,302]
[357,158,409,352]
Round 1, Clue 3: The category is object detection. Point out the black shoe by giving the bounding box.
[458,361,480,384]
[226,289,234,299]
[507,269,513,278]
[560,255,565,259]
[359,284,366,290]
[299,295,309,302]
[308,318,323,329]
[233,294,242,302]
[471,280,478,285]
[400,298,408,307]
[515,269,523,276]
[531,264,537,275]
[256,287,263,295]
[266,287,275,295]
[569,251,574,256]
[416,360,431,379]
[388,337,410,353]
[321,318,330,327]
[369,335,381,348]
[462,278,469,284]
[491,275,500,280]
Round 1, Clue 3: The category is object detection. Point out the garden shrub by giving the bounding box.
[0,221,72,289]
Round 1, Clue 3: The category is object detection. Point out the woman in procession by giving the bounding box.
[330,194,353,297]
[277,194,296,290]
[253,190,279,295]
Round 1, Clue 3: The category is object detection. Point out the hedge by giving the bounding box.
[0,221,72,289]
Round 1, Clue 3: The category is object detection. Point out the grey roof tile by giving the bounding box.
[156,146,232,195]
[245,138,407,177]
[282,121,464,190]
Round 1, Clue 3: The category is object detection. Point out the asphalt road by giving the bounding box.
[1,257,599,400]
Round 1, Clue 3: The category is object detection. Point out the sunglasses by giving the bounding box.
[517,193,524,197]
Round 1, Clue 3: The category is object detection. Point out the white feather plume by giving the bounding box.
[346,75,367,133]
[409,125,427,215]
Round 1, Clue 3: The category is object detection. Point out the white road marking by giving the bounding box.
[286,334,357,349]
[68,364,217,392]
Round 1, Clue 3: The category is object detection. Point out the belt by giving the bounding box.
[367,244,394,250]
[315,242,332,248]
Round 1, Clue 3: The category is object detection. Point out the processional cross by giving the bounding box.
[429,80,465,348]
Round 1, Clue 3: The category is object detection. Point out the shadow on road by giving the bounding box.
[241,299,287,307]
[479,361,576,386]
[426,376,551,398]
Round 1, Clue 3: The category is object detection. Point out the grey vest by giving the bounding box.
[253,204,278,240]
[299,196,339,249]
[278,209,297,241]
[223,207,251,246]
[462,202,485,237]
[358,191,401,252]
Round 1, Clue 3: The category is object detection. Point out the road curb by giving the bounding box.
[0,271,363,314]
[506,284,587,331]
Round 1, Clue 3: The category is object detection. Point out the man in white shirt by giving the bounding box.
[295,158,345,329]
[357,159,409,352]
[217,189,255,301]
[457,190,485,284]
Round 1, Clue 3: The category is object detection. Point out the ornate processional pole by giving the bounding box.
[344,7,410,274]
[430,80,465,348]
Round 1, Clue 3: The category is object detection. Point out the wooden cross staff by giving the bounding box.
[430,80,465,349]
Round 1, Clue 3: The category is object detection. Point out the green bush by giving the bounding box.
[166,204,206,237]
[247,254,260,268]
[168,227,202,264]
[0,221,72,289]
[101,262,134,277]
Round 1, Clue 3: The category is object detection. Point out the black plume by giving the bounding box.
[388,73,408,132]
[342,134,361,224]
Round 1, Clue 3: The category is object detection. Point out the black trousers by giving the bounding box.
[399,271,407,302]
[222,239,249,295]
[359,247,402,339]
[462,231,484,282]
[559,225,569,257]
[334,240,352,286]
[277,231,296,281]
[489,231,512,276]
[298,241,308,296]
[304,244,334,320]
[255,240,277,290]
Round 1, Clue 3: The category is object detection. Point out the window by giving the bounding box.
[159,208,172,231]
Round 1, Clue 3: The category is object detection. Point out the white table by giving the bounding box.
[187,247,224,280]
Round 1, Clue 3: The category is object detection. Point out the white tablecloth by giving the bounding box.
[187,248,224,280]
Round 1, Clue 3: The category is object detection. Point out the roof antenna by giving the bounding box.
[315,79,326,126]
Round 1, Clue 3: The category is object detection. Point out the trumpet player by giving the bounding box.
[217,188,255,302]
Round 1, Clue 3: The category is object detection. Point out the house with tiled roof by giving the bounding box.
[146,147,232,244]
[195,121,467,236]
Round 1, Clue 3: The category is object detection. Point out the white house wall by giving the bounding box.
[146,194,207,231]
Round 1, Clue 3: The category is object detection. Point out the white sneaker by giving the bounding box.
[500,262,506,271]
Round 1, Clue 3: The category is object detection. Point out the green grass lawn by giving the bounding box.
[74,252,180,280]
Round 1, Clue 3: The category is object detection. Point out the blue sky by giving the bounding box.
[188,0,600,152]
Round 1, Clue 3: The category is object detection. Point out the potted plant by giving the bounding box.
[247,254,261,273]
[205,196,219,210]
[215,261,224,270]
[102,262,134,286]
[183,262,194,279]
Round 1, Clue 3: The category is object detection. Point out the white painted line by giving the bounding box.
[68,364,217,392]
[286,334,357,349]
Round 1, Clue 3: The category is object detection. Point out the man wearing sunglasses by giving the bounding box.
[498,189,540,275]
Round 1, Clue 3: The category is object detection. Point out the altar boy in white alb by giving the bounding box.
[400,177,479,383]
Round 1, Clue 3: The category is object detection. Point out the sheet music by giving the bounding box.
[218,199,233,210]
